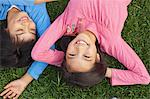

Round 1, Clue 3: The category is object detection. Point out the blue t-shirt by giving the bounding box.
[0,0,54,79]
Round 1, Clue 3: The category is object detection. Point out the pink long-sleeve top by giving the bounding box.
[32,0,150,86]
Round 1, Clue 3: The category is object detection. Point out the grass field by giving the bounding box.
[0,0,150,99]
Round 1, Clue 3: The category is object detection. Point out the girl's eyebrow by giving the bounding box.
[67,55,93,62]
[84,58,93,61]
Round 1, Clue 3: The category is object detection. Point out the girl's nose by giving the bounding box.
[76,45,86,55]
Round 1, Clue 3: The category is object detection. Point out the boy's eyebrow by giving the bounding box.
[16,32,36,36]
[30,29,36,34]
[16,28,36,35]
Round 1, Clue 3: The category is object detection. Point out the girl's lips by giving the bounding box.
[76,40,88,45]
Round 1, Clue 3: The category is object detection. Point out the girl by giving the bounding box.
[1,0,150,98]
[32,0,150,86]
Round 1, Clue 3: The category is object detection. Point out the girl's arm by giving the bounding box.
[98,0,150,86]
[0,0,57,6]
[31,10,67,65]
[102,36,150,86]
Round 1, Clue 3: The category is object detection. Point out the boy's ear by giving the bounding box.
[96,53,100,63]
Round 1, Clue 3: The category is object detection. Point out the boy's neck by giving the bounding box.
[7,7,21,23]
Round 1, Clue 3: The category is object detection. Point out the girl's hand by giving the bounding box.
[105,68,112,78]
[0,79,28,99]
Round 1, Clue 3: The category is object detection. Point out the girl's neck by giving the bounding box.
[7,7,20,23]
[84,30,97,43]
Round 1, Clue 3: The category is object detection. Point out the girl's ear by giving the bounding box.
[96,53,100,63]
[5,28,9,32]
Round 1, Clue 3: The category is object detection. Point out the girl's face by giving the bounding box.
[8,12,36,43]
[66,31,100,72]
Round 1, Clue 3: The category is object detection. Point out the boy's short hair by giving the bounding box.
[0,29,36,68]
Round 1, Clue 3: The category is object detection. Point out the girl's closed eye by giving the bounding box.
[84,55,91,58]
[83,55,92,61]
[69,53,76,57]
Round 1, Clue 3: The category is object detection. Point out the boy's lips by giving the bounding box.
[18,16,29,22]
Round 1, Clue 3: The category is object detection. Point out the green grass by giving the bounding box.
[0,0,150,99]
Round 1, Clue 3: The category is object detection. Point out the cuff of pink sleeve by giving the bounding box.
[50,50,64,66]
[110,69,120,86]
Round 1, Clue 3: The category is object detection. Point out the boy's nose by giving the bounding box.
[22,21,29,26]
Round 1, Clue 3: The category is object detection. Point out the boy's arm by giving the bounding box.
[35,0,58,4]
[0,0,35,5]
[27,61,48,80]
[0,0,57,6]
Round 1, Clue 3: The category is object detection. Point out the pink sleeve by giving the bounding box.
[99,0,150,86]
[31,11,67,66]
[101,36,150,86]
[122,0,132,5]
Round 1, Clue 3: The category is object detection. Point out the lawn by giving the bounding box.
[0,0,150,99]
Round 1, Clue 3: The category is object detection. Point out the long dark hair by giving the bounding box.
[0,29,36,68]
[56,36,107,87]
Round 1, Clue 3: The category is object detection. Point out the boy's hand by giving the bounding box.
[0,79,28,99]
[0,73,33,99]
[35,0,58,4]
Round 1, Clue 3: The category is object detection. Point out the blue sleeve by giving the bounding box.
[27,44,55,79]
[26,3,55,80]
[0,0,35,6]
[27,3,50,37]
[27,44,55,80]
[27,61,48,80]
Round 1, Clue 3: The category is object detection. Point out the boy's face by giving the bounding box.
[8,12,36,43]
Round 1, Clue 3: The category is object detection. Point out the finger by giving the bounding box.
[50,0,58,2]
[0,88,11,96]
[3,90,13,99]
[48,0,59,2]
[4,82,13,89]
[13,94,20,99]
[8,92,17,99]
